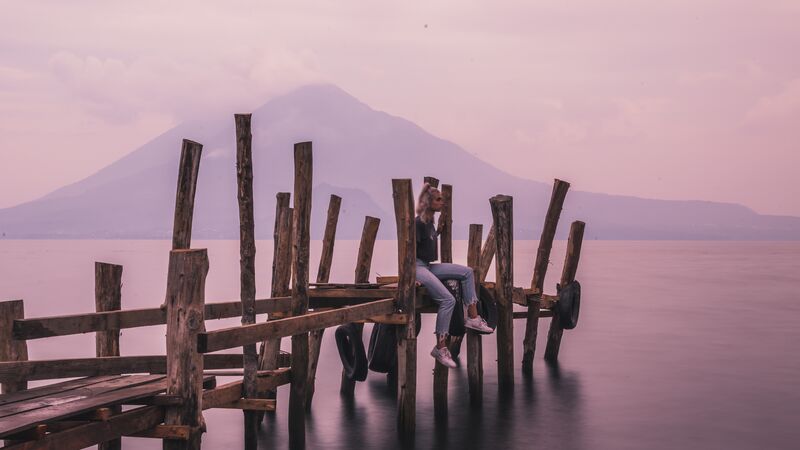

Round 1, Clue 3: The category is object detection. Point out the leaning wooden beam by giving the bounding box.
[466,224,484,406]
[2,406,164,450]
[433,183,453,421]
[198,299,395,354]
[522,179,570,374]
[0,354,246,382]
[545,221,585,362]
[172,139,203,250]
[289,142,313,450]
[393,179,417,439]
[234,113,258,450]
[0,300,28,396]
[490,195,514,391]
[479,225,496,282]
[341,215,380,396]
[307,194,341,410]
[164,249,208,450]
[95,262,123,450]
[258,192,292,409]
[202,368,291,410]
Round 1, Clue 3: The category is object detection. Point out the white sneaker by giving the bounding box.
[430,345,457,368]
[465,316,494,334]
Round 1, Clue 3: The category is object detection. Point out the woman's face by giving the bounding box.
[430,190,444,212]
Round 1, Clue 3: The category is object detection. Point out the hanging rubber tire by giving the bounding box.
[367,323,397,373]
[477,284,498,330]
[556,280,581,330]
[335,324,368,381]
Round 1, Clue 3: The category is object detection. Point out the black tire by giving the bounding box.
[335,324,368,381]
[477,284,498,330]
[367,323,397,373]
[556,280,581,330]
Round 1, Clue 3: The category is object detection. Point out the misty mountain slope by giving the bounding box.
[0,84,798,240]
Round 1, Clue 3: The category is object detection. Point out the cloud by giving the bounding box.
[745,78,800,123]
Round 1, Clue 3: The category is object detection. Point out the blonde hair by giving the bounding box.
[416,183,440,223]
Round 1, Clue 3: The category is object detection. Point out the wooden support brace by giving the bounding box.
[128,425,192,440]
[216,399,276,411]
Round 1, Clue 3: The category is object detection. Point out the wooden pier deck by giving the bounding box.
[0,113,586,449]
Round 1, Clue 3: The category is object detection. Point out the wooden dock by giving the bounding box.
[0,113,586,449]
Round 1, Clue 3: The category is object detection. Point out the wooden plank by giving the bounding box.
[307,194,342,411]
[234,113,259,450]
[3,406,164,450]
[0,375,166,438]
[0,300,28,394]
[95,262,123,450]
[216,399,276,411]
[0,354,245,382]
[514,310,553,319]
[466,224,484,406]
[172,139,203,250]
[164,249,208,450]
[393,179,417,439]
[13,296,293,341]
[289,141,313,449]
[201,368,290,410]
[545,221,585,362]
[491,195,514,391]
[199,299,395,353]
[0,375,163,420]
[0,376,121,407]
[523,179,569,374]
[128,424,191,440]
[341,216,381,396]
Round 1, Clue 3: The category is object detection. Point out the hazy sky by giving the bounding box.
[1,1,798,215]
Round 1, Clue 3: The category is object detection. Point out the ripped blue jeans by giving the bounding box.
[415,259,479,336]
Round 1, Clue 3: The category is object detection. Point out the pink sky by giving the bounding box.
[1,1,798,216]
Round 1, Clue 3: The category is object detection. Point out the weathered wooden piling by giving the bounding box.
[307,194,341,409]
[164,249,209,450]
[95,262,123,450]
[490,195,514,390]
[466,224,484,405]
[340,216,380,396]
[522,179,570,374]
[0,300,28,395]
[172,139,203,250]
[433,183,453,420]
[234,113,259,449]
[545,221,585,362]
[392,179,417,439]
[479,225,496,282]
[423,176,439,188]
[259,192,292,404]
[289,142,313,449]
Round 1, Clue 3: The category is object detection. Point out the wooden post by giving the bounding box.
[164,249,208,450]
[490,195,514,391]
[423,176,439,188]
[522,179,570,374]
[545,221,585,362]
[258,193,292,404]
[478,224,496,282]
[0,300,28,394]
[307,194,341,410]
[340,215,381,396]
[235,113,259,450]
[433,183,453,420]
[95,262,123,450]
[172,139,203,250]
[289,142,313,449]
[392,179,417,439]
[466,224,484,405]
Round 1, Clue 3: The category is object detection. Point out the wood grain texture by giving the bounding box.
[94,262,122,450]
[545,221,585,362]
[171,139,202,250]
[479,225,496,282]
[0,300,28,394]
[466,224,484,405]
[490,195,514,391]
[523,179,570,374]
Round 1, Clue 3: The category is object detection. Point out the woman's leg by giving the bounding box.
[416,261,456,339]
[427,263,479,306]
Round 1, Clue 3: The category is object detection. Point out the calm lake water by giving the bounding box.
[1,240,798,449]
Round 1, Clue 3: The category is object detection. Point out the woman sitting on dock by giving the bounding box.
[416,183,493,369]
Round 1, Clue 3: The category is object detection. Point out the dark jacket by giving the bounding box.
[416,216,438,263]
